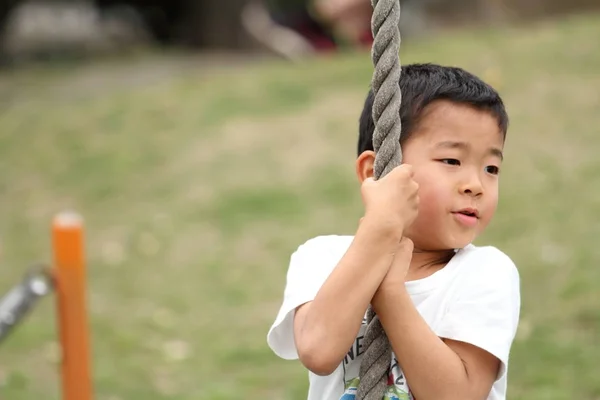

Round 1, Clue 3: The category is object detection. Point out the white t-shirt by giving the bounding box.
[267,235,521,400]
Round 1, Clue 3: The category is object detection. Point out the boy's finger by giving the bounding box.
[403,164,414,176]
[394,164,414,177]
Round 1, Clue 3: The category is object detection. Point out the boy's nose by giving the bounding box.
[459,174,483,197]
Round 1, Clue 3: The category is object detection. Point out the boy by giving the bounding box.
[267,63,521,400]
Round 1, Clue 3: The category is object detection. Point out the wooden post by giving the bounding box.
[52,211,93,400]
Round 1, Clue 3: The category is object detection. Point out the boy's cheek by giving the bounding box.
[416,185,445,210]
[481,203,498,225]
[414,196,441,227]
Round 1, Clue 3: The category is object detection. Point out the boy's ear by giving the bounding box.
[356,150,375,183]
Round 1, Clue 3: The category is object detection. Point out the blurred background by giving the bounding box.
[0,0,599,399]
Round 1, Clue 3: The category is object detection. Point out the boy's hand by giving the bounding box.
[373,237,414,312]
[360,164,419,238]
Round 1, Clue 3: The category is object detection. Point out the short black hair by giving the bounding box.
[358,63,509,156]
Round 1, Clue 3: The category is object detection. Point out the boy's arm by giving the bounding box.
[293,217,400,376]
[373,287,500,400]
[372,246,520,400]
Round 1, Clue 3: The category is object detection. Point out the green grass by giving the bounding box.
[1,11,600,400]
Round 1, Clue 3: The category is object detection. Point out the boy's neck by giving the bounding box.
[406,248,456,281]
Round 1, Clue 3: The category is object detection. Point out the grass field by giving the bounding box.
[1,11,600,400]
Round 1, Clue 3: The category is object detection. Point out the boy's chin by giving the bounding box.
[447,233,478,250]
[410,232,476,252]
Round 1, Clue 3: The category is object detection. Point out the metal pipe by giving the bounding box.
[0,266,54,344]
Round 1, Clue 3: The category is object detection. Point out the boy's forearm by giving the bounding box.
[298,218,400,373]
[373,287,471,400]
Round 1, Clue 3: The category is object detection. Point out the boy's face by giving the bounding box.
[357,100,505,250]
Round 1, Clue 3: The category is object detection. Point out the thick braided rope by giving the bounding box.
[356,0,402,399]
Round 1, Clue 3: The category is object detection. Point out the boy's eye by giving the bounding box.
[486,165,500,175]
[439,159,461,166]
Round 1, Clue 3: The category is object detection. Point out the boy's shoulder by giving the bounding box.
[295,236,516,264]
[459,244,517,267]
[292,234,354,257]
[287,235,354,275]
[453,243,520,284]
[290,236,519,283]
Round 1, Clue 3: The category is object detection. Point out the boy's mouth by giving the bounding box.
[452,208,480,227]
[453,208,479,218]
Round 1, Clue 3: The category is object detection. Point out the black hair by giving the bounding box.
[358,63,509,156]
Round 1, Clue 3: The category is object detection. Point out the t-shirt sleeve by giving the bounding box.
[266,235,349,360]
[436,247,521,382]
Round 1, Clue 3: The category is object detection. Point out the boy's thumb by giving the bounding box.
[363,177,375,185]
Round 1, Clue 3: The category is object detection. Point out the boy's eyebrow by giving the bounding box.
[434,141,504,160]
[490,147,504,161]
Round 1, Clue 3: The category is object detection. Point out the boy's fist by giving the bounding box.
[360,164,419,237]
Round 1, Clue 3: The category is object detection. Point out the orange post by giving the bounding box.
[52,211,93,400]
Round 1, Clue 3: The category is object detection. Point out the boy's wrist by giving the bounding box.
[373,283,409,316]
[360,213,404,243]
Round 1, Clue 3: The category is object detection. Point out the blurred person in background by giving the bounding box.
[242,0,373,60]
[313,0,373,47]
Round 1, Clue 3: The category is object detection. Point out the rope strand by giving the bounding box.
[356,0,402,398]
